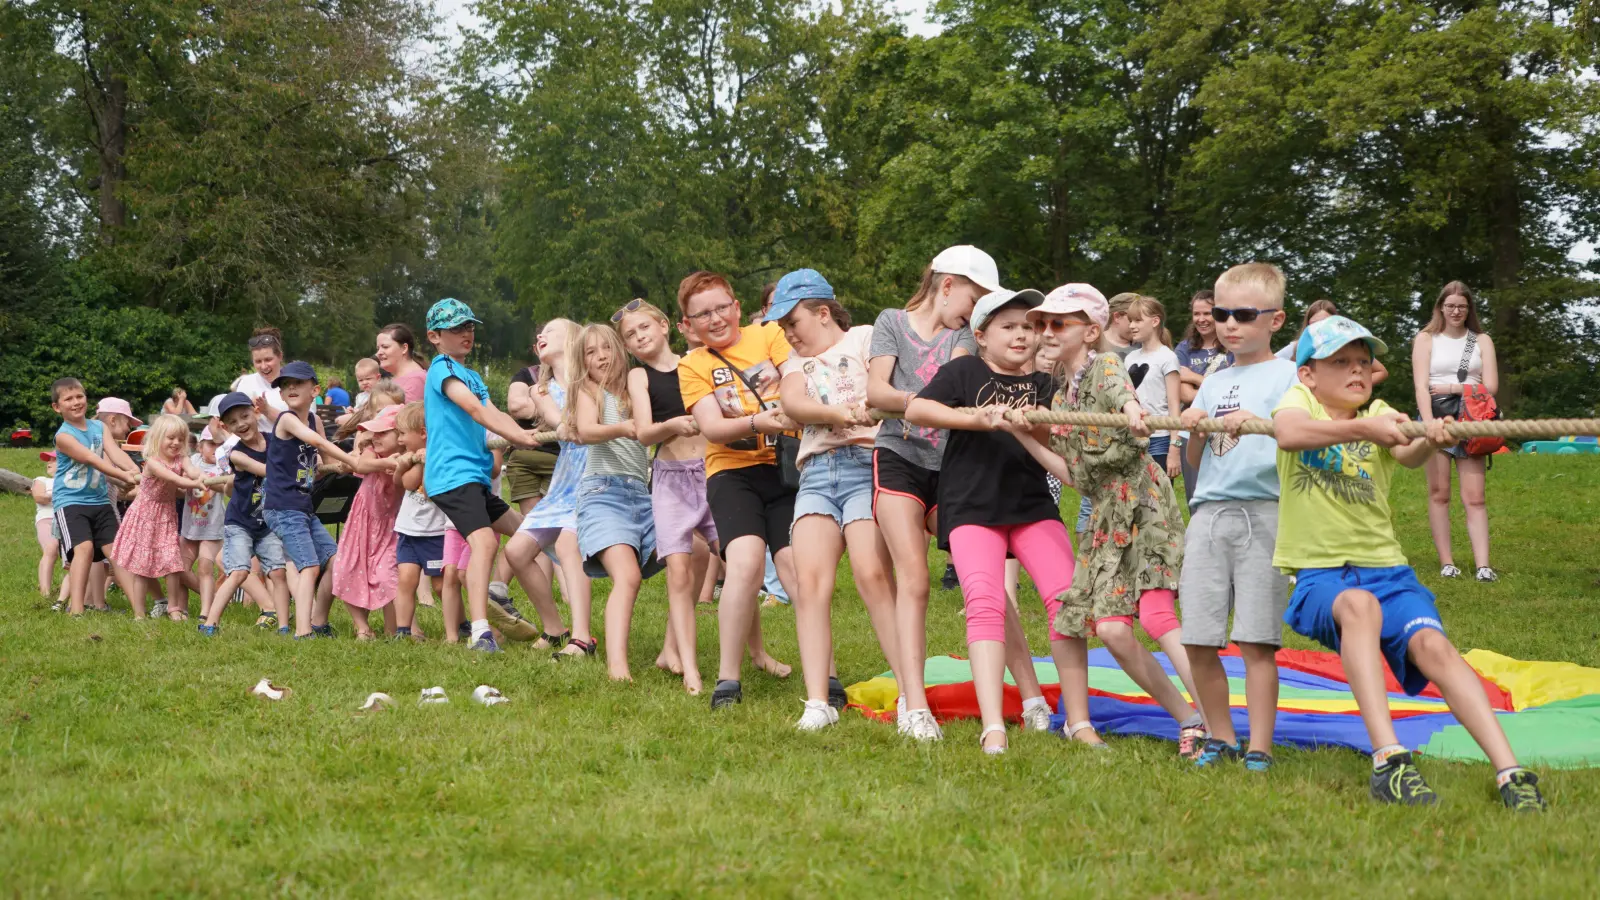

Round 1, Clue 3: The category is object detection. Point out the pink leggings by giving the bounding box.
[949,520,1075,644]
[1096,588,1180,641]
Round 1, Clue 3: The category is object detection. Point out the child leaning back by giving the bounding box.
[1271,314,1545,811]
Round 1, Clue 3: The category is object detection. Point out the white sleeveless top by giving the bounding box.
[1427,332,1482,386]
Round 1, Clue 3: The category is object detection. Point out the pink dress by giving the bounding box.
[110,459,187,578]
[331,466,402,610]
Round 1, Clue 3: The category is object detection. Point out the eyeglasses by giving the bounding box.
[687,301,738,323]
[1442,304,1470,312]
[1212,307,1270,323]
[445,324,475,335]
[610,299,644,323]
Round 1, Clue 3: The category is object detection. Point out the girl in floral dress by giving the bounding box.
[1001,284,1209,756]
[330,404,404,639]
[111,414,210,620]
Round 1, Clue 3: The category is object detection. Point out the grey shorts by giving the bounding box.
[1179,500,1290,648]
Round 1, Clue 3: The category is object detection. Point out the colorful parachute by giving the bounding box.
[845,647,1600,768]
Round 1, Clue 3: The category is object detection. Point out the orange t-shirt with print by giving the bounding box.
[679,323,793,477]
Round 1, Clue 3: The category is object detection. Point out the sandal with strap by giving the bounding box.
[554,637,596,660]
[980,724,1008,755]
[1068,720,1111,750]
[532,630,570,652]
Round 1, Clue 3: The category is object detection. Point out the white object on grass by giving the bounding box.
[359,692,394,712]
[418,686,449,706]
[250,678,291,701]
[472,685,509,707]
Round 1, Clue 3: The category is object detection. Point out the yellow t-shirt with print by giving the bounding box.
[1271,382,1409,571]
[678,323,792,478]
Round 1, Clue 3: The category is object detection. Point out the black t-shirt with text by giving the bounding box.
[917,355,1061,546]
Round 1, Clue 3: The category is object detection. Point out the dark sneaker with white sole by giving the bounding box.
[1498,770,1547,812]
[711,679,742,710]
[1370,752,1438,806]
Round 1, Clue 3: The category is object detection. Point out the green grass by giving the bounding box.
[1,447,1598,896]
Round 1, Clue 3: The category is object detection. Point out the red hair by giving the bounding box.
[677,271,737,315]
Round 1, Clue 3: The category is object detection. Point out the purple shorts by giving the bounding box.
[651,457,719,557]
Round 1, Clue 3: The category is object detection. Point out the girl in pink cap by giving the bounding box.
[330,404,405,639]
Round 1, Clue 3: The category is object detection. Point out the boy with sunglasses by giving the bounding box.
[1177,263,1297,770]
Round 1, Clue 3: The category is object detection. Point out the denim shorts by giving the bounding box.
[1285,564,1443,696]
[576,474,664,580]
[222,524,286,574]
[793,445,876,531]
[261,508,338,572]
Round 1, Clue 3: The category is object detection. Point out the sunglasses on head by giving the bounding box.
[1211,307,1270,323]
[610,298,644,323]
[248,335,281,350]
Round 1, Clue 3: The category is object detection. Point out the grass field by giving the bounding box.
[1,446,1598,896]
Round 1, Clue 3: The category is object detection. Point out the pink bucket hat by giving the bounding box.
[95,397,143,425]
[359,404,403,433]
[1031,283,1109,329]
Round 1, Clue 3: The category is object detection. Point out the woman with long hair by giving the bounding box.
[1412,281,1499,582]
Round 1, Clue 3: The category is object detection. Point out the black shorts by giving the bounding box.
[706,464,795,557]
[873,447,939,517]
[431,482,512,538]
[56,503,119,563]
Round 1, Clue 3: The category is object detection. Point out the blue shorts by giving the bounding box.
[1285,565,1444,696]
[575,475,663,580]
[793,445,875,531]
[221,524,286,575]
[396,533,445,577]
[261,509,338,572]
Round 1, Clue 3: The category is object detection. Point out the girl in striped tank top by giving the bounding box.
[571,323,664,682]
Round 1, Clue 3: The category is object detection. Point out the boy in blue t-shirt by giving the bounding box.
[49,377,142,617]
[424,298,545,652]
[1178,264,1298,771]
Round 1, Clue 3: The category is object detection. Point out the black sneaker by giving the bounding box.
[457,621,472,640]
[1243,750,1275,772]
[1193,738,1241,768]
[311,624,334,639]
[1370,752,1438,806]
[711,679,742,710]
[1498,770,1547,812]
[827,676,848,711]
[940,563,959,592]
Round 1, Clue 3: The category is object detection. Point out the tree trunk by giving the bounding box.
[1484,107,1523,409]
[0,468,35,496]
[98,68,128,237]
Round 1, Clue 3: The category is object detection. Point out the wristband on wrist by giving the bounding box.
[749,413,758,434]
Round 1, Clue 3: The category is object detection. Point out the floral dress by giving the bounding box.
[1048,352,1185,639]
[330,459,402,610]
[110,458,187,579]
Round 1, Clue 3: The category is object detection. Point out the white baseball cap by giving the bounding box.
[970,288,1046,333]
[930,245,1002,293]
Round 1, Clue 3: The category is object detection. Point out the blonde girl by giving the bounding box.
[1124,296,1182,480]
[618,299,717,695]
[109,414,210,619]
[330,404,405,639]
[505,318,593,657]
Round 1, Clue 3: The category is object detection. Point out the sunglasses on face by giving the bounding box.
[1040,317,1088,332]
[1212,307,1270,323]
[610,298,644,323]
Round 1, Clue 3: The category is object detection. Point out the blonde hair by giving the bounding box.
[565,323,632,422]
[1128,295,1173,347]
[537,318,579,393]
[1214,262,1287,309]
[618,299,671,330]
[396,401,426,435]
[143,414,190,467]
[906,265,977,312]
[336,379,406,440]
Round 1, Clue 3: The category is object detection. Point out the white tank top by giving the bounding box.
[1427,332,1482,386]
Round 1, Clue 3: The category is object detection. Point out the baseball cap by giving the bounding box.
[970,288,1046,333]
[1031,283,1109,328]
[929,245,1002,293]
[215,392,254,419]
[199,427,217,442]
[272,360,319,387]
[359,404,403,433]
[95,397,142,425]
[427,297,483,332]
[39,450,56,461]
[764,268,835,323]
[1295,315,1389,366]
[201,393,231,418]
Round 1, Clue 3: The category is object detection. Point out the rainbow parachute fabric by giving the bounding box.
[845,647,1600,768]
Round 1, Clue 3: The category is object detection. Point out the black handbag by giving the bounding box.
[1429,332,1477,420]
[708,348,801,489]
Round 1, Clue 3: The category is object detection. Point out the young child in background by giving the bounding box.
[110,414,210,619]
[331,404,404,639]
[201,393,290,635]
[570,322,664,681]
[182,428,229,621]
[260,360,362,638]
[1004,284,1206,755]
[52,379,142,617]
[1124,295,1182,480]
[1179,264,1297,770]
[1271,315,1545,811]
[770,269,903,732]
[32,452,60,600]
[335,380,405,441]
[353,358,380,408]
[392,403,448,639]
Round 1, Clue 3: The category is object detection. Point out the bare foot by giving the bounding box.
[750,652,791,679]
[684,671,703,696]
[355,631,375,642]
[608,668,634,683]
[655,651,683,676]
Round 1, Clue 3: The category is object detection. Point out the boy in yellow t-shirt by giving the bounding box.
[1272,315,1544,811]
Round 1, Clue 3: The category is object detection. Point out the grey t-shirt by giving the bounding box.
[869,307,978,471]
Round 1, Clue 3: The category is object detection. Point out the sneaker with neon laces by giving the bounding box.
[1498,770,1546,812]
[255,612,278,630]
[1193,738,1240,768]
[795,700,839,732]
[1242,750,1274,772]
[1370,752,1438,806]
[904,708,943,742]
[469,633,501,653]
[1178,724,1210,760]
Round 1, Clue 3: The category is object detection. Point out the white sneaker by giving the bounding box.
[896,695,908,734]
[904,708,943,742]
[150,599,169,620]
[1440,565,1462,579]
[795,699,839,732]
[1476,566,1499,583]
[1019,700,1052,732]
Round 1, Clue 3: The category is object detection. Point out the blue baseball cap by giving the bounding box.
[764,269,835,323]
[215,392,254,418]
[1295,315,1389,366]
[426,297,483,332]
[272,360,319,387]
